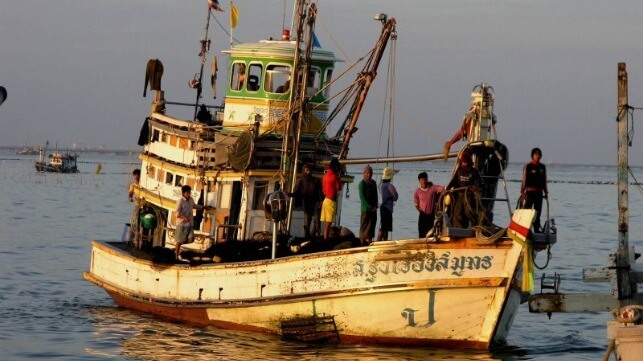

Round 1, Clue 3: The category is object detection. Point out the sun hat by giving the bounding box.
[382,167,395,181]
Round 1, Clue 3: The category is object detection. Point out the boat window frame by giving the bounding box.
[246,62,263,93]
[264,63,292,94]
[251,180,269,211]
[230,62,247,92]
[174,174,184,187]
[307,66,322,96]
[147,165,156,178]
[165,171,174,185]
[323,67,334,98]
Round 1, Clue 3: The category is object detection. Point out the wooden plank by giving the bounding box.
[583,267,613,282]
[529,293,619,313]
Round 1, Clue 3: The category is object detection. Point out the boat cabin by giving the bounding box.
[133,39,351,259]
[221,41,340,137]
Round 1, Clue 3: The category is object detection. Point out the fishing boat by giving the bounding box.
[16,145,41,155]
[35,148,79,173]
[84,1,555,349]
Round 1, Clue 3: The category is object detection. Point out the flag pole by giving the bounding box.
[230,1,234,49]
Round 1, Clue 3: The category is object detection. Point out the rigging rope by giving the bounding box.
[211,10,242,45]
[435,187,505,244]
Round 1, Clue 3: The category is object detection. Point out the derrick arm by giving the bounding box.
[337,18,396,160]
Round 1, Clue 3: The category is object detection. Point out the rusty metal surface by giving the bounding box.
[281,316,339,342]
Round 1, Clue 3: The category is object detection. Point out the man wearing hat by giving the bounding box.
[358,165,378,245]
[377,167,398,241]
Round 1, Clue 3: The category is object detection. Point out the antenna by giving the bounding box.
[282,0,287,34]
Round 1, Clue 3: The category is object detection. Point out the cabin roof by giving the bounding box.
[222,40,342,63]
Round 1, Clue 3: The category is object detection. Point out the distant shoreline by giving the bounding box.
[3,146,641,168]
[0,145,137,155]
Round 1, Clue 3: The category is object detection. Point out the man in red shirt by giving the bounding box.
[414,172,445,238]
[321,158,342,241]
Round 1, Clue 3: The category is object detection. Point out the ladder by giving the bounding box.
[479,150,513,219]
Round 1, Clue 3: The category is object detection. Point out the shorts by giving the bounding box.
[175,222,193,244]
[380,207,393,232]
[320,198,336,223]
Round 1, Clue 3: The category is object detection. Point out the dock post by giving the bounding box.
[616,63,634,303]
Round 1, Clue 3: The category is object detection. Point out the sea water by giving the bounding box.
[1,150,641,360]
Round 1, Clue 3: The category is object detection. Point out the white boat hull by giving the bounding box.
[85,238,525,349]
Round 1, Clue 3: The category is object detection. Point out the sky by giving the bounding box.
[1,0,643,165]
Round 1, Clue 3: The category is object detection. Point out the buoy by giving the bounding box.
[95,163,102,174]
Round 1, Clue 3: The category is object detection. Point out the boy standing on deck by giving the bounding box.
[174,185,204,259]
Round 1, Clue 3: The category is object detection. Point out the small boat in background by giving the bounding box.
[35,144,79,173]
[16,145,42,155]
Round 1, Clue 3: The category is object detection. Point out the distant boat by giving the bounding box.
[16,145,42,155]
[35,151,79,173]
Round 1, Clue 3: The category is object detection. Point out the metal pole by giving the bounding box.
[319,151,459,166]
[616,62,633,303]
[271,221,278,259]
[193,7,212,121]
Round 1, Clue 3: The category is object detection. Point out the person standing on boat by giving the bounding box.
[377,167,398,241]
[128,169,140,202]
[443,104,479,157]
[521,147,548,232]
[358,165,378,245]
[174,185,203,259]
[414,172,445,238]
[289,164,322,239]
[321,158,342,241]
[447,152,482,228]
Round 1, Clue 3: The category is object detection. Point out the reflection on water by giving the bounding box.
[1,153,635,360]
[86,306,505,361]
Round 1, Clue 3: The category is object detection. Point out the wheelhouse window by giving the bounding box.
[323,68,333,97]
[230,62,246,91]
[165,172,174,185]
[147,165,156,178]
[252,181,268,210]
[264,65,291,94]
[246,63,262,92]
[174,175,184,187]
[306,67,321,98]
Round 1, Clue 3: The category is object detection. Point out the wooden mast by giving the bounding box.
[193,5,213,121]
[616,62,634,304]
[337,17,396,160]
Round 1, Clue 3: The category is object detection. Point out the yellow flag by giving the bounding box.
[230,4,239,29]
